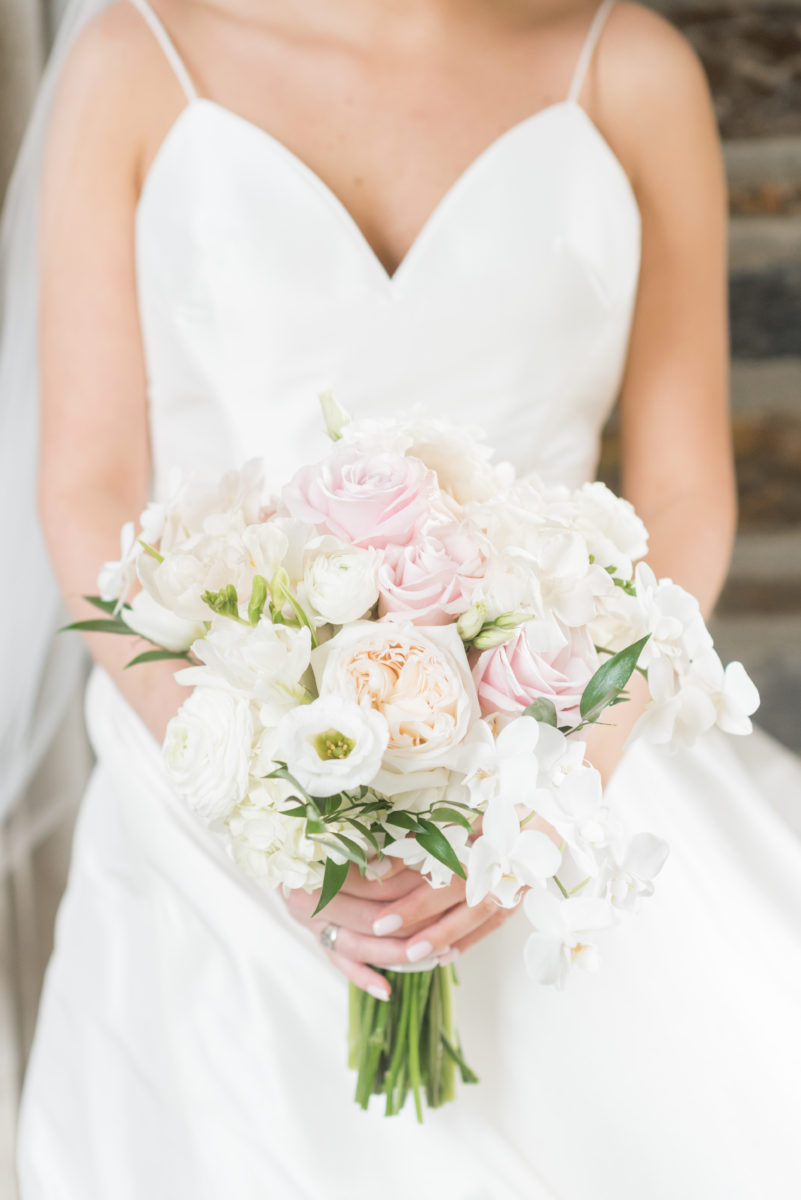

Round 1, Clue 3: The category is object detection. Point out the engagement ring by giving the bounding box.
[320,924,339,952]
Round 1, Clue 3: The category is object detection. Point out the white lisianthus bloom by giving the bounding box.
[122,590,207,652]
[523,890,615,987]
[176,619,312,722]
[313,620,479,772]
[98,521,139,605]
[275,697,389,797]
[163,687,253,823]
[301,541,380,626]
[384,823,470,889]
[466,799,561,908]
[600,832,669,912]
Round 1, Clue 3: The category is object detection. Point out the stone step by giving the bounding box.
[726,137,801,215]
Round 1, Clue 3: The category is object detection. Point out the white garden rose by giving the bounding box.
[163,687,253,823]
[122,590,207,651]
[313,620,479,772]
[301,541,380,625]
[275,697,389,796]
[177,618,312,722]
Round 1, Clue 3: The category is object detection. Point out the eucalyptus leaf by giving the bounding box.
[523,697,558,727]
[579,635,650,722]
[313,856,350,916]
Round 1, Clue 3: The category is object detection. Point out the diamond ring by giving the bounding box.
[319,923,339,952]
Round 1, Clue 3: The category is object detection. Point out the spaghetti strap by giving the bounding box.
[127,0,198,103]
[567,0,617,104]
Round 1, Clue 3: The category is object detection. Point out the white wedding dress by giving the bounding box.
[17,2,801,1197]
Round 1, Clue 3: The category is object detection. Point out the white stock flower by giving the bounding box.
[466,799,561,908]
[301,541,380,625]
[601,832,669,912]
[523,890,614,987]
[121,590,207,651]
[384,823,470,889]
[163,687,253,823]
[226,780,325,892]
[275,697,389,796]
[177,619,312,722]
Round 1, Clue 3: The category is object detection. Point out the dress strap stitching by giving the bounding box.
[567,0,617,104]
[127,0,198,103]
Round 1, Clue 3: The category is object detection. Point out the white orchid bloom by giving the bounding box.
[529,764,609,876]
[466,798,561,908]
[121,590,207,652]
[384,823,470,889]
[523,889,614,987]
[601,832,669,912]
[97,521,140,606]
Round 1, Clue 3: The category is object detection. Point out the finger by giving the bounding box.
[282,883,437,939]
[339,864,427,901]
[319,924,452,969]
[404,896,507,962]
[446,906,518,959]
[324,948,393,1000]
[368,876,467,939]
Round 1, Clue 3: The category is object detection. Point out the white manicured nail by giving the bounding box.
[407,940,433,963]
[438,948,460,965]
[367,857,393,879]
[373,913,403,936]
[367,985,389,1002]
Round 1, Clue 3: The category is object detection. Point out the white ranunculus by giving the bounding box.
[313,620,479,772]
[301,541,380,625]
[176,618,312,722]
[275,697,389,796]
[122,590,207,651]
[163,687,254,823]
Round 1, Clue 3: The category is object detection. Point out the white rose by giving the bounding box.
[275,697,389,796]
[301,541,380,625]
[313,620,479,772]
[163,687,253,822]
[177,618,312,722]
[122,590,207,651]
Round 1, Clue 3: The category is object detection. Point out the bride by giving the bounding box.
[11,0,801,1196]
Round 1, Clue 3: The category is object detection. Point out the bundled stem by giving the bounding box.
[349,965,477,1121]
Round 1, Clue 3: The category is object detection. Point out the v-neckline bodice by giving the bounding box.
[136,96,639,292]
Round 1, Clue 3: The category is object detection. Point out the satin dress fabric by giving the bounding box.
[18,78,801,1200]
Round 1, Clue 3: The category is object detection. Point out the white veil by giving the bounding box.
[0,0,114,872]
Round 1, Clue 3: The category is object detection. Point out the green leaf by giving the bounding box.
[522,697,558,727]
[416,819,466,880]
[83,594,131,615]
[280,805,309,819]
[345,818,381,855]
[384,811,424,833]
[580,635,650,722]
[429,807,475,831]
[312,856,350,916]
[305,818,327,836]
[124,649,191,669]
[60,618,132,635]
[334,833,368,869]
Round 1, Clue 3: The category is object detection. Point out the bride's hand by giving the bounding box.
[281,861,519,998]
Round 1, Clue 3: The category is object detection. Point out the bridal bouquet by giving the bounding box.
[71,395,759,1120]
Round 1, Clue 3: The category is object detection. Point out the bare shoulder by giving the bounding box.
[45,1,179,188]
[593,2,722,194]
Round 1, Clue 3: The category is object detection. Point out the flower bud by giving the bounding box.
[472,625,514,650]
[456,602,488,642]
[319,390,352,442]
[494,611,534,630]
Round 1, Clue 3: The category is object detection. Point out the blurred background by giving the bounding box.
[0,0,799,1192]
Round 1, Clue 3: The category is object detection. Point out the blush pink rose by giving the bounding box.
[377,523,487,625]
[281,448,436,549]
[472,621,599,726]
